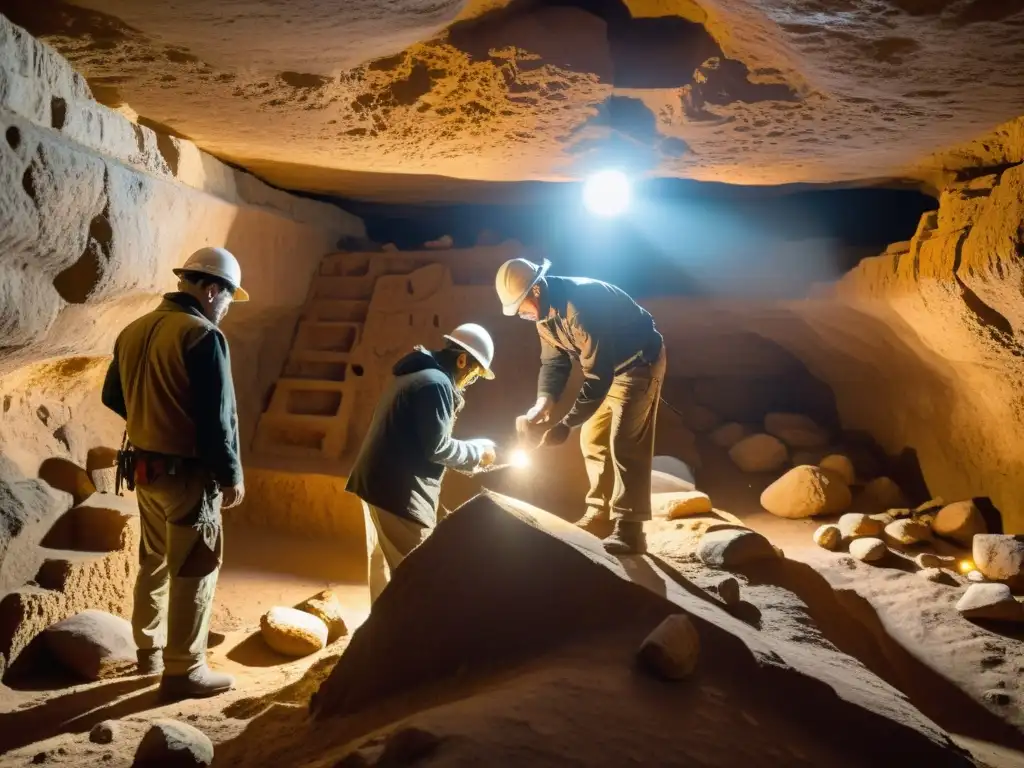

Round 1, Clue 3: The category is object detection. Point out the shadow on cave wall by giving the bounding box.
[446,0,800,170]
[448,0,796,96]
[0,0,138,44]
[564,96,690,171]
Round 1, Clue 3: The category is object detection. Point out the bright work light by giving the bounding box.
[509,449,531,469]
[583,170,631,217]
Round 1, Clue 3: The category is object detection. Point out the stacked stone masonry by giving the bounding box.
[252,244,525,462]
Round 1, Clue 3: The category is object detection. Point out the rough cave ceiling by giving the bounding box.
[4,0,1024,202]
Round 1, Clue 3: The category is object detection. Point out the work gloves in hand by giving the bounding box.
[471,439,498,468]
[538,422,570,448]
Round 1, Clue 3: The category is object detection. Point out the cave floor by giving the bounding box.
[0,524,368,764]
[676,439,1024,765]
[1,462,1023,767]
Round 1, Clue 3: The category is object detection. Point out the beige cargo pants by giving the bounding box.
[363,502,431,605]
[133,462,223,676]
[580,347,667,522]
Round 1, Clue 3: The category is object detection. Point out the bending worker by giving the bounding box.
[101,247,247,698]
[346,324,498,603]
[496,258,666,555]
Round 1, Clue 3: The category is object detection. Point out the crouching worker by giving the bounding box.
[101,247,247,698]
[346,324,498,604]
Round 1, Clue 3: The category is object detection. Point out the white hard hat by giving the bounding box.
[173,246,249,302]
[443,323,496,380]
[495,258,550,316]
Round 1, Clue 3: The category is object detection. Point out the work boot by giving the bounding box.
[575,506,610,534]
[160,665,235,699]
[602,520,647,555]
[136,648,163,677]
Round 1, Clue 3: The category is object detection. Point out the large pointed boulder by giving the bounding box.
[306,492,974,768]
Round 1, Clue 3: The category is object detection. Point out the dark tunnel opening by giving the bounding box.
[335,181,937,301]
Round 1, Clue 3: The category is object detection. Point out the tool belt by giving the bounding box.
[133,451,188,485]
[115,432,192,494]
[115,431,135,495]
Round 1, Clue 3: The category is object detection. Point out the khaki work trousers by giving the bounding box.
[133,463,223,676]
[580,347,667,523]
[363,502,431,605]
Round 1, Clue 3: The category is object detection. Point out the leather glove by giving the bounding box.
[538,422,570,448]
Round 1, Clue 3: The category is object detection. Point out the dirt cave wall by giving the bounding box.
[1,16,364,435]
[654,160,1024,532]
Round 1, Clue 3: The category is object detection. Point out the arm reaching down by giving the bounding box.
[101,351,128,420]
[537,333,572,403]
[561,314,616,430]
[414,381,494,471]
[184,329,244,488]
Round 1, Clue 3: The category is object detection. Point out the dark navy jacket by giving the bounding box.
[346,348,490,527]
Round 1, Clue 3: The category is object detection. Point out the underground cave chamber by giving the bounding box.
[3,3,1024,765]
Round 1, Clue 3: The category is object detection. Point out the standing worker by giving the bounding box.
[101,246,247,698]
[496,258,666,555]
[346,324,498,604]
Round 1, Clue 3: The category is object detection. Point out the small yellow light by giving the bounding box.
[509,449,531,469]
[959,559,974,573]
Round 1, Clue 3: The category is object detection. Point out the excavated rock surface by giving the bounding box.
[0,454,70,593]
[0,492,139,680]
[212,492,974,767]
[5,2,1024,200]
[640,152,1024,532]
[798,162,1024,531]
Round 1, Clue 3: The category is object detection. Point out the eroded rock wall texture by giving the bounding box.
[7,1,1024,199]
[0,18,363,592]
[642,158,1024,531]
[826,163,1024,530]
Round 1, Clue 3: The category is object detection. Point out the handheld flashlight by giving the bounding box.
[508,448,531,469]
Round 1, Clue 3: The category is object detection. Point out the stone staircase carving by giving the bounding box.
[251,243,525,464]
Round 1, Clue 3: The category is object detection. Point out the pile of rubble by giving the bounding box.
[811,502,1024,623]
[678,405,1023,625]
